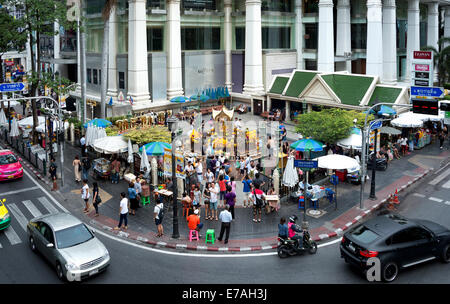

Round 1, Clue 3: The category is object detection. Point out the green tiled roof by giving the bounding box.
[321,74,375,106]
[368,86,402,106]
[284,71,318,97]
[269,76,290,94]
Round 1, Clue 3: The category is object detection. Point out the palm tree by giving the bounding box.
[100,0,117,119]
[422,37,450,87]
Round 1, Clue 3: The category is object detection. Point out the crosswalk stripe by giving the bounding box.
[429,197,443,203]
[22,200,43,218]
[0,242,2,248]
[37,197,59,214]
[3,226,21,245]
[429,168,450,185]
[442,180,450,189]
[7,203,28,231]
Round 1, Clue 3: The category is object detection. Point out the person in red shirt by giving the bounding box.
[187,209,203,236]
[218,174,227,208]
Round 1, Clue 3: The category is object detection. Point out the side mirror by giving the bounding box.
[46,243,54,248]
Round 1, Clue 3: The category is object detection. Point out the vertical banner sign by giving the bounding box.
[411,51,433,87]
[163,147,172,177]
[369,131,381,152]
[59,85,66,108]
[175,152,185,179]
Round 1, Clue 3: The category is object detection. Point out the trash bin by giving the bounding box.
[335,169,347,182]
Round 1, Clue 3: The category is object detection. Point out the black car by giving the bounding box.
[340,213,450,282]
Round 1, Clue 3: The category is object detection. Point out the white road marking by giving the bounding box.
[37,197,59,214]
[0,242,2,248]
[429,168,450,185]
[445,201,450,206]
[429,197,443,203]
[0,186,39,197]
[442,180,450,189]
[413,193,426,198]
[22,200,42,218]
[7,203,28,231]
[3,226,21,245]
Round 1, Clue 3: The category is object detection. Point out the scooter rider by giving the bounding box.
[288,215,304,249]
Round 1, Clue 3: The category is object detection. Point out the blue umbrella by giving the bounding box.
[225,86,230,97]
[290,138,324,152]
[377,105,396,116]
[139,142,172,156]
[170,96,189,103]
[190,94,210,102]
[83,118,112,128]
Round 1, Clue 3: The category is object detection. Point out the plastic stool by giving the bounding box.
[141,196,151,206]
[298,196,305,210]
[189,230,199,242]
[205,229,215,244]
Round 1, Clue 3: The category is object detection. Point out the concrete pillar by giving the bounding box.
[285,100,291,121]
[166,0,184,100]
[127,0,151,103]
[54,21,60,74]
[366,0,383,77]
[336,0,351,72]
[243,0,265,96]
[151,157,158,186]
[267,96,272,112]
[107,5,118,98]
[382,0,397,84]
[406,0,420,82]
[224,0,233,91]
[295,0,304,70]
[318,0,334,72]
[445,8,450,48]
[428,2,439,83]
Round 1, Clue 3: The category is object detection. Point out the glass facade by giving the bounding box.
[396,20,407,50]
[351,0,366,19]
[304,23,318,49]
[87,28,103,53]
[262,0,292,12]
[147,0,165,10]
[351,24,367,49]
[181,27,221,50]
[303,0,318,15]
[235,27,245,50]
[86,0,104,15]
[181,0,218,11]
[262,27,291,49]
[147,27,163,52]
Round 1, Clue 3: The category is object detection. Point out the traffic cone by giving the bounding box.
[393,189,399,204]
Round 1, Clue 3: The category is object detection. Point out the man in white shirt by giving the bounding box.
[81,180,90,213]
[114,192,129,230]
[195,160,203,183]
[218,205,232,244]
[154,199,164,237]
[209,182,219,220]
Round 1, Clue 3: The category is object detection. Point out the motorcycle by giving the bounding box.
[277,230,318,258]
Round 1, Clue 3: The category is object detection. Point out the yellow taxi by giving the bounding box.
[0,199,11,231]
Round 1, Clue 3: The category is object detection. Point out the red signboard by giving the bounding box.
[413,51,432,60]
[415,64,430,71]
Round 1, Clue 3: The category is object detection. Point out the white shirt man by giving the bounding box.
[195,161,203,183]
[120,197,129,215]
[209,183,219,203]
[154,201,163,220]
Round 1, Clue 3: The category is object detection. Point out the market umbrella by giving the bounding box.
[139,141,172,156]
[391,112,423,128]
[190,94,210,102]
[282,156,299,187]
[18,116,45,128]
[380,126,401,135]
[290,138,324,152]
[93,135,128,154]
[83,118,112,128]
[9,118,20,137]
[140,147,151,172]
[0,108,7,126]
[127,139,134,163]
[337,127,362,150]
[35,121,69,133]
[314,154,360,171]
[170,96,189,103]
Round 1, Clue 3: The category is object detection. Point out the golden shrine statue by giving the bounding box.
[212,106,234,122]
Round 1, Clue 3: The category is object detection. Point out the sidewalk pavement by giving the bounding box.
[6,119,450,252]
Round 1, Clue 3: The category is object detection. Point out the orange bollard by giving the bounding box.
[393,189,399,204]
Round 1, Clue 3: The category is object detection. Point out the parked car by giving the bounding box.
[340,213,450,282]
[366,152,388,171]
[0,198,11,231]
[27,213,110,282]
[0,149,23,181]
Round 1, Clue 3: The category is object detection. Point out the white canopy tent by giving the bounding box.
[93,136,128,154]
[391,112,423,128]
[282,156,299,187]
[18,116,46,128]
[35,121,69,133]
[9,118,20,137]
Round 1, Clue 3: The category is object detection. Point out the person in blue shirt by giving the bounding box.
[128,183,138,215]
[278,217,288,238]
[241,174,252,208]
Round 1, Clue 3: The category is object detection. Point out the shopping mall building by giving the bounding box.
[46,0,450,116]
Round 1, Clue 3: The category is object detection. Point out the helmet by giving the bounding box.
[289,215,297,223]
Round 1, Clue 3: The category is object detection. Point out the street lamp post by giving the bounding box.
[167,116,179,239]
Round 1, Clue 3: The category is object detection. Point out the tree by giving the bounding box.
[4,0,74,142]
[422,37,450,86]
[294,108,374,144]
[0,6,28,83]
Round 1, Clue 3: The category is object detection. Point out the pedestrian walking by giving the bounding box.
[217,205,232,244]
[141,180,150,205]
[92,182,100,217]
[203,182,211,220]
[224,185,236,220]
[229,176,236,194]
[267,135,274,158]
[80,135,86,157]
[110,156,121,184]
[218,174,227,208]
[81,156,91,181]
[241,174,252,208]
[154,198,164,237]
[195,160,203,184]
[73,155,82,183]
[439,131,445,149]
[81,179,90,213]
[209,181,219,221]
[128,182,138,215]
[206,168,215,183]
[49,157,58,191]
[113,192,129,230]
[250,184,266,223]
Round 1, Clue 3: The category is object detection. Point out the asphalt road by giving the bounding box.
[1,162,450,284]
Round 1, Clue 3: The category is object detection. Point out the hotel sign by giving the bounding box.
[411,51,433,87]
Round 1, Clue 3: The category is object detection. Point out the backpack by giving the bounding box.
[83,159,91,170]
[253,190,263,207]
[158,204,164,220]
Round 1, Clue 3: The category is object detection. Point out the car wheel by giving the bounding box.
[441,244,450,263]
[56,262,66,282]
[29,236,37,252]
[382,261,399,282]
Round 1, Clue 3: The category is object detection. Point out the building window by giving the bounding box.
[93,69,98,85]
[147,0,165,9]
[87,68,92,83]
[304,23,318,49]
[99,69,101,85]
[351,0,366,18]
[303,0,318,15]
[119,72,125,90]
[396,20,407,50]
[305,59,317,71]
[262,0,292,12]
[182,0,217,11]
[181,27,220,50]
[86,0,104,14]
[262,27,291,49]
[147,27,163,51]
[235,27,245,50]
[351,24,367,49]
[420,21,427,48]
